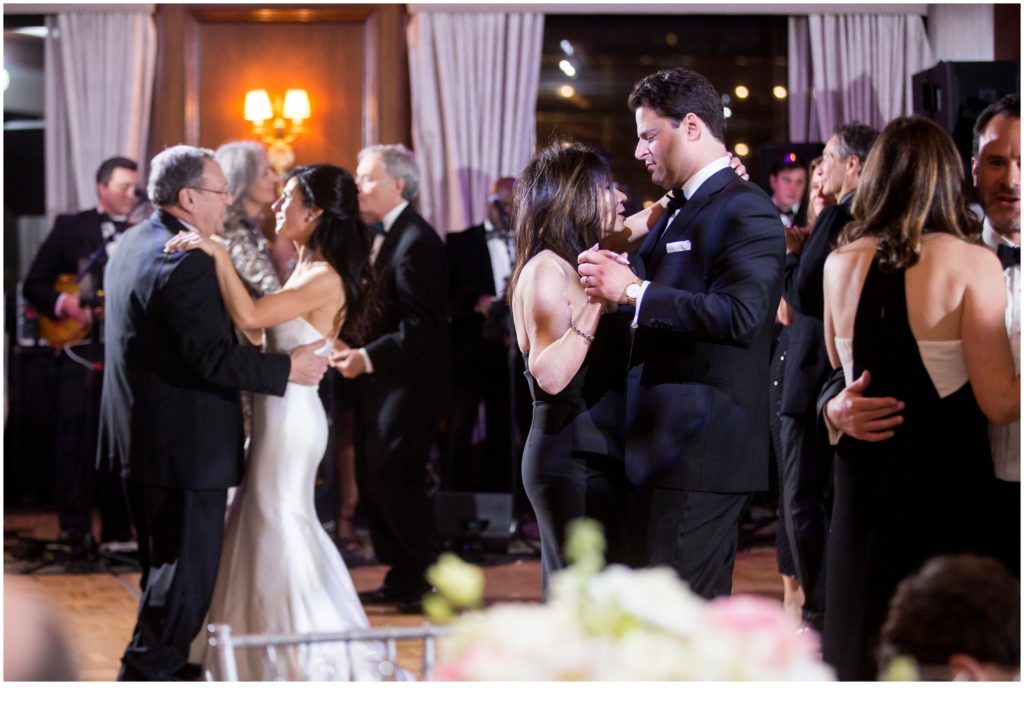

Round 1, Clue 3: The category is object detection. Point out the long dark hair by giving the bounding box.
[289,164,378,343]
[506,141,615,302]
[840,116,979,271]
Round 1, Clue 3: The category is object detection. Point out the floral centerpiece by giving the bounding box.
[426,519,834,681]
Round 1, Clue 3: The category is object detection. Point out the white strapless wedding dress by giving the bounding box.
[191,317,393,681]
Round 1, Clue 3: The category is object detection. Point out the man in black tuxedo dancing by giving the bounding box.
[23,156,140,549]
[579,68,784,598]
[334,144,450,613]
[98,145,328,681]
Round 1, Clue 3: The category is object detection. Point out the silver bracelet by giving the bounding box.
[569,322,595,343]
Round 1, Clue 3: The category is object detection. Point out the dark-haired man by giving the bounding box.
[769,155,807,228]
[578,68,784,597]
[972,94,1020,575]
[780,122,878,631]
[23,156,141,549]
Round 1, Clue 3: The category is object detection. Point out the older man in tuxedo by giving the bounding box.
[579,68,784,598]
[23,156,140,549]
[99,144,328,681]
[333,144,450,612]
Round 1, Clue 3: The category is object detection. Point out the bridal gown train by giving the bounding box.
[191,316,393,681]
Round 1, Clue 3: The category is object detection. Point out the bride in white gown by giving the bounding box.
[168,165,394,681]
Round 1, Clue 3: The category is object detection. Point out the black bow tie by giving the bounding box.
[371,222,386,235]
[666,188,687,214]
[997,243,1020,270]
[99,212,130,234]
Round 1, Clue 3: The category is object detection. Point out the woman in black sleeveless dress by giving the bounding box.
[821,116,1020,680]
[507,143,633,591]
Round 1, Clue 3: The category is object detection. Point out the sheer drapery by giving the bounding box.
[928,4,994,62]
[406,11,544,236]
[44,11,156,223]
[787,13,933,142]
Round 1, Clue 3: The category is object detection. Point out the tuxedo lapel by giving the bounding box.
[374,207,411,273]
[645,169,734,274]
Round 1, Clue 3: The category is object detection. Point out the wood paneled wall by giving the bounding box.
[147,4,410,172]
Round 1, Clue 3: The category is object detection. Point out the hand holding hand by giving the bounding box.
[577,245,635,305]
[331,348,368,379]
[287,340,330,386]
[58,293,92,325]
[825,370,905,442]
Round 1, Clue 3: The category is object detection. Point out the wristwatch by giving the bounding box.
[624,280,644,305]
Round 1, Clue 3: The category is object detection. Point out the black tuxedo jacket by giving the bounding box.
[359,205,452,428]
[780,196,854,416]
[23,208,106,318]
[97,211,290,489]
[445,223,511,361]
[628,167,785,492]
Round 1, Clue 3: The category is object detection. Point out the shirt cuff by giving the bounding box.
[630,280,653,328]
[358,347,375,374]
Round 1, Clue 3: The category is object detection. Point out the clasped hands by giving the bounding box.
[328,338,368,379]
[577,244,633,306]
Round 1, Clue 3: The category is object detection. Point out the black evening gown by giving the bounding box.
[823,256,1001,680]
[521,312,631,592]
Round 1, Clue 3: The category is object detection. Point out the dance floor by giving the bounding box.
[4,509,783,681]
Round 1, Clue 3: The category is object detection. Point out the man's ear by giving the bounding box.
[178,187,196,213]
[683,113,702,139]
[971,156,979,187]
[393,176,406,198]
[948,653,988,681]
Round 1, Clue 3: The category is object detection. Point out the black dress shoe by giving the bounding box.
[358,586,401,605]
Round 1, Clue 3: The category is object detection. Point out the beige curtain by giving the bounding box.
[44,11,156,223]
[407,11,544,236]
[788,13,933,142]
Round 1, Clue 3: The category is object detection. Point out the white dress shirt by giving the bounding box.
[631,155,732,325]
[483,218,514,298]
[982,219,1020,482]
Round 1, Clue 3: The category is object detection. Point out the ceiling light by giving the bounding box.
[734,142,750,157]
[559,85,575,99]
[558,60,576,78]
[773,85,788,99]
[723,106,732,119]
[734,85,749,100]
[560,39,575,56]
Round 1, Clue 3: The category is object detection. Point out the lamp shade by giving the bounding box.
[282,89,311,120]
[244,89,273,122]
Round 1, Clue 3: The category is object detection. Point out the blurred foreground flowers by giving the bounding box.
[430,518,834,681]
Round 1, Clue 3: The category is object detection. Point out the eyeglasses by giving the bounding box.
[191,185,231,198]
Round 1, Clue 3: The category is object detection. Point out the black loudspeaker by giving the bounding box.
[913,61,1020,191]
[435,491,513,553]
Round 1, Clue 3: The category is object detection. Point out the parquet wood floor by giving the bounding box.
[4,510,783,681]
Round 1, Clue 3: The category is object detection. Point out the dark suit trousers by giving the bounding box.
[355,423,440,596]
[627,486,750,598]
[55,345,131,542]
[118,483,226,681]
[779,411,832,629]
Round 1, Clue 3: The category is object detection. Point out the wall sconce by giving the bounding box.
[244,88,311,174]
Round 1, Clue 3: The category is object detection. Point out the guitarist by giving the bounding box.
[23,156,140,551]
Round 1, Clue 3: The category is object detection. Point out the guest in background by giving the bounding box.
[769,154,807,228]
[215,141,283,299]
[445,176,523,493]
[22,156,139,551]
[508,142,632,592]
[878,554,1019,681]
[336,144,450,614]
[771,153,836,626]
[780,123,878,633]
[972,94,1020,576]
[821,115,1019,680]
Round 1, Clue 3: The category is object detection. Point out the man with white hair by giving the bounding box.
[334,144,450,613]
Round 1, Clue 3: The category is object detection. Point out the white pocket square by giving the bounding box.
[666,240,692,253]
